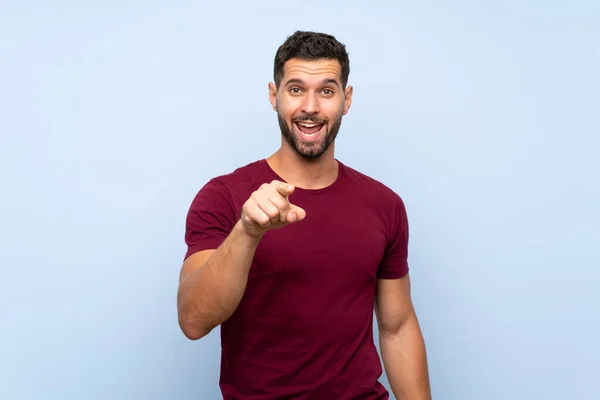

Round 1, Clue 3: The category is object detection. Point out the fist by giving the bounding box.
[240,180,306,238]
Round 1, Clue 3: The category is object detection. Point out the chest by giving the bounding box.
[249,196,388,287]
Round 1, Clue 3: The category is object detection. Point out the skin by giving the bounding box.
[177,181,305,339]
[177,57,431,399]
[267,58,353,189]
[376,276,432,399]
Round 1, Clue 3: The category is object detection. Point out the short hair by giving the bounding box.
[273,31,350,89]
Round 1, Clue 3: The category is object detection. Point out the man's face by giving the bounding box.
[269,58,353,160]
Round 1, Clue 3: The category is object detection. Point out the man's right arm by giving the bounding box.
[176,180,306,340]
[177,220,261,340]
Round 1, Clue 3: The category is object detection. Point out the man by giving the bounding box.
[177,31,431,399]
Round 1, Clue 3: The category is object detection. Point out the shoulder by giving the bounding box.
[339,161,409,242]
[216,159,265,184]
[340,160,406,209]
[190,159,268,211]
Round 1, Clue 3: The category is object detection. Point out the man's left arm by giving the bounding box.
[375,275,431,399]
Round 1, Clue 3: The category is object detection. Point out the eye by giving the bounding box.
[322,88,334,96]
[290,87,302,95]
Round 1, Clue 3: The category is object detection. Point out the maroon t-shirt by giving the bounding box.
[184,159,409,399]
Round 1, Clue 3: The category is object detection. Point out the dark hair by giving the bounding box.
[273,31,350,89]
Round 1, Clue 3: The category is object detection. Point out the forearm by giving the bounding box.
[380,316,431,399]
[178,220,260,339]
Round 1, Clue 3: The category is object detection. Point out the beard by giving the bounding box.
[277,110,343,160]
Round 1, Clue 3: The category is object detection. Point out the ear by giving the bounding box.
[343,85,353,115]
[268,82,278,111]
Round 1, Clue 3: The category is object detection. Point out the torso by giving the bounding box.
[208,159,405,399]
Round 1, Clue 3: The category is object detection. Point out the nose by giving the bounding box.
[301,91,320,115]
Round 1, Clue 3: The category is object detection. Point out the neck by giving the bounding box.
[266,143,338,190]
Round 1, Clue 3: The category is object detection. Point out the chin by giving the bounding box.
[296,141,329,159]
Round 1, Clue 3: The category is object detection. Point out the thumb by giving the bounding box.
[287,205,306,223]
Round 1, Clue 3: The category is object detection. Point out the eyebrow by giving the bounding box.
[284,78,341,88]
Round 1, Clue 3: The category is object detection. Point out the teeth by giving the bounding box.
[297,122,319,127]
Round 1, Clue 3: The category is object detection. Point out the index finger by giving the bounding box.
[272,180,295,197]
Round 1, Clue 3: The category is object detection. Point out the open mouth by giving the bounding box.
[294,121,325,139]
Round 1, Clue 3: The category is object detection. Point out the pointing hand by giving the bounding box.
[240,180,307,238]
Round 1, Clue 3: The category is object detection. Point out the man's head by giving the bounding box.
[269,31,353,160]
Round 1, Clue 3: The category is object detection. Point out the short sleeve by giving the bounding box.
[377,195,409,279]
[184,178,238,260]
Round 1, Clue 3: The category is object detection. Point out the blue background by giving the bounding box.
[1,1,599,399]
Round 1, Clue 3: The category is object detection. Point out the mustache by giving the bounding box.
[292,116,327,124]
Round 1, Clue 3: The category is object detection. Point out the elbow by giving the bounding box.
[177,302,215,340]
[182,329,209,341]
[177,288,224,340]
[379,327,401,341]
[378,315,418,341]
[178,317,213,340]
[177,291,214,340]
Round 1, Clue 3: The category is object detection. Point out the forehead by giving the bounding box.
[282,58,342,83]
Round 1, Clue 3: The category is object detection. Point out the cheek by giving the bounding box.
[280,94,307,114]
[323,102,344,120]
[277,100,296,120]
[286,111,303,126]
